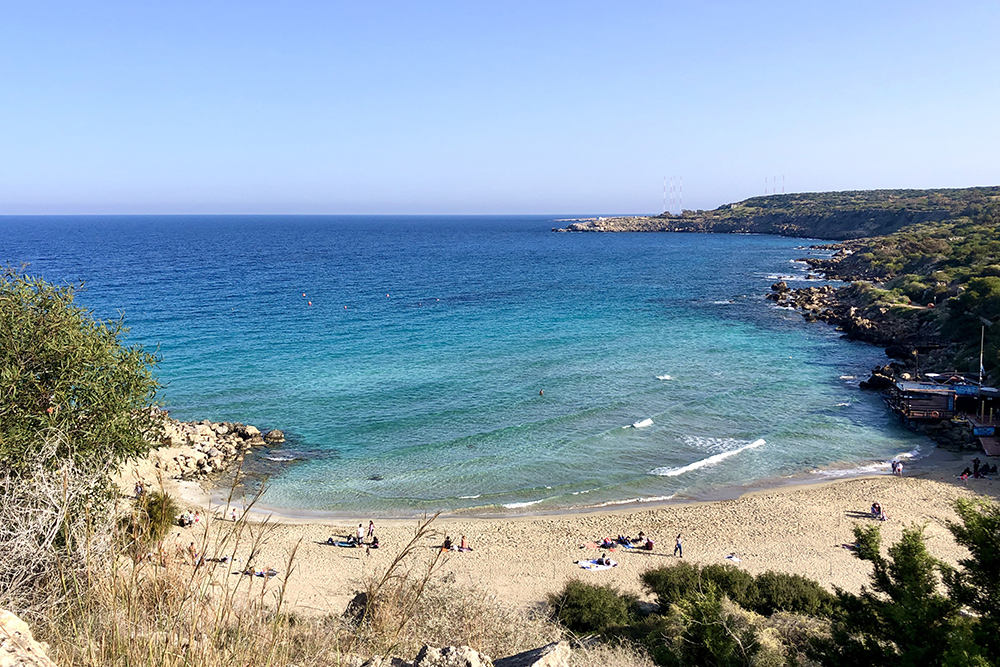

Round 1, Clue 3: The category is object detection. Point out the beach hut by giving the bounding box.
[886,381,956,421]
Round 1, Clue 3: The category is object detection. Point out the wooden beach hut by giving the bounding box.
[886,381,956,421]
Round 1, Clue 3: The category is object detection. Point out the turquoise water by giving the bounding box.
[0,215,926,514]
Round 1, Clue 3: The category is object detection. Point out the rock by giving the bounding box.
[494,643,570,667]
[0,608,59,667]
[241,424,261,438]
[414,646,492,667]
[264,429,285,443]
[770,281,789,293]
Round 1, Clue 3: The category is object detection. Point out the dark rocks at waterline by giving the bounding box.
[859,365,897,391]
[154,411,284,480]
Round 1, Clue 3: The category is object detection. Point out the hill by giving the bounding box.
[554,186,1000,241]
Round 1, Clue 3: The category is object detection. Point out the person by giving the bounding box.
[597,552,609,566]
[459,535,472,551]
[367,520,375,538]
[231,508,238,522]
[871,501,882,517]
[357,523,365,544]
[370,534,379,548]
[193,511,202,525]
[674,534,683,558]
[442,536,453,551]
[635,531,646,544]
[134,481,144,499]
[891,460,899,475]
[643,536,654,551]
[187,542,198,564]
[895,460,904,476]
[962,467,973,478]
[973,457,982,477]
[878,506,889,522]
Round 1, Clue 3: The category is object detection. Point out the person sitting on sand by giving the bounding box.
[601,537,614,549]
[442,536,453,551]
[459,535,470,551]
[878,507,889,522]
[597,552,609,566]
[871,502,882,517]
[644,537,654,551]
[370,535,379,548]
[635,531,645,544]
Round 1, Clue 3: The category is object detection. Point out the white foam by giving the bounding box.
[458,494,481,499]
[592,494,676,508]
[265,456,296,462]
[839,375,856,379]
[503,499,546,509]
[632,418,654,428]
[810,447,923,478]
[650,438,765,477]
[656,374,673,381]
[835,402,851,407]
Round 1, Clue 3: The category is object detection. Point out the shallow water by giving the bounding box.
[0,215,926,514]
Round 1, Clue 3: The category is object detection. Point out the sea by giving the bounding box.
[0,215,928,516]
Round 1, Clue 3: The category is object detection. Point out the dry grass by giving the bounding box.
[2,463,576,667]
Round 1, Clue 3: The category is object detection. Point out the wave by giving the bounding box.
[458,494,481,499]
[650,438,766,477]
[656,374,673,381]
[265,455,297,462]
[839,375,857,379]
[502,498,546,509]
[629,418,654,429]
[591,494,676,508]
[835,402,851,407]
[810,447,923,478]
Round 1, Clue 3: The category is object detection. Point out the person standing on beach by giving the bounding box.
[357,523,365,544]
[367,520,375,539]
[674,534,682,558]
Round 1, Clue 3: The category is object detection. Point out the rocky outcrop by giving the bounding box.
[414,646,492,667]
[0,609,58,667]
[494,643,569,667]
[153,412,273,480]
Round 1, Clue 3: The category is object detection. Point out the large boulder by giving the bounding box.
[494,643,570,667]
[0,609,59,667]
[264,429,285,443]
[414,646,492,667]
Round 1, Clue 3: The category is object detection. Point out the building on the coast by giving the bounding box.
[885,381,957,421]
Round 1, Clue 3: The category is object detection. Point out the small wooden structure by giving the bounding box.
[886,381,956,420]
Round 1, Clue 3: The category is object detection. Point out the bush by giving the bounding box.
[700,563,758,610]
[755,571,835,617]
[640,561,702,609]
[549,579,637,633]
[134,490,180,546]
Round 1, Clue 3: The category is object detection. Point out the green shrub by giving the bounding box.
[549,579,636,633]
[755,571,835,617]
[136,490,180,545]
[700,563,758,610]
[640,561,702,609]
[853,523,881,562]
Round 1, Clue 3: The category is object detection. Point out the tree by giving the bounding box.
[0,267,161,476]
[821,525,958,667]
[943,498,1000,660]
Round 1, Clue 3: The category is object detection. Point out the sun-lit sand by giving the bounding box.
[117,448,999,616]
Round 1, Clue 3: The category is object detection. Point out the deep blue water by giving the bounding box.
[0,215,926,514]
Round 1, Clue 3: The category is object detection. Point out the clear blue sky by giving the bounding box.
[2,1,998,214]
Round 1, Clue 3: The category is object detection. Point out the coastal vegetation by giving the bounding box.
[554,186,1000,241]
[549,498,1000,667]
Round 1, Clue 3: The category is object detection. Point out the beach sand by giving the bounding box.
[136,452,998,616]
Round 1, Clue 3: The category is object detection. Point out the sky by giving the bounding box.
[1,1,998,215]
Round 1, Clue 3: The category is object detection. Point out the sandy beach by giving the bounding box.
[120,449,1000,616]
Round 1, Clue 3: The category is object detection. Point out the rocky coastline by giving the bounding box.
[766,269,980,453]
[152,411,286,480]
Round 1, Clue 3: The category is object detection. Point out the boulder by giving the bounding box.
[0,608,59,667]
[494,643,570,667]
[770,281,789,293]
[414,646,491,667]
[264,429,285,443]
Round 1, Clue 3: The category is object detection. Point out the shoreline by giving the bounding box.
[158,466,999,616]
[169,436,968,525]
